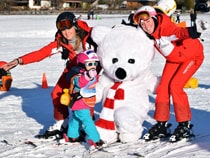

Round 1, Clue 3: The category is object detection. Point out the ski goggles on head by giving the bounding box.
[57,19,73,31]
[133,11,151,24]
[85,61,98,67]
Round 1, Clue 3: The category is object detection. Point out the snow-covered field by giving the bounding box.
[0,13,210,158]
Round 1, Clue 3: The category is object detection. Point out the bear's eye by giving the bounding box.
[112,58,118,64]
[128,58,135,64]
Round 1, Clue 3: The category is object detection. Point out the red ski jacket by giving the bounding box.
[151,13,203,62]
[19,20,93,70]
[152,13,190,39]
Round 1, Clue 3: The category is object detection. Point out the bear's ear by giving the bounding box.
[91,25,112,45]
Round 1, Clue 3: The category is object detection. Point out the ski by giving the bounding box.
[99,140,144,153]
[0,137,56,149]
[101,142,129,153]
[83,148,100,157]
[127,152,145,157]
[24,140,37,148]
[36,130,63,140]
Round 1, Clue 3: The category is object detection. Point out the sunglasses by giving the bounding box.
[85,61,98,67]
[133,11,150,24]
[57,19,73,31]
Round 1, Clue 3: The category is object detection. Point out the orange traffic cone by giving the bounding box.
[41,73,48,89]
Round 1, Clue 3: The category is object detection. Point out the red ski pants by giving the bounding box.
[154,42,204,122]
[51,70,69,120]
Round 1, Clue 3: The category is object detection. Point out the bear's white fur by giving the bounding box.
[92,25,158,144]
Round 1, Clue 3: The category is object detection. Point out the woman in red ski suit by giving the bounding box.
[3,12,97,138]
[133,6,204,142]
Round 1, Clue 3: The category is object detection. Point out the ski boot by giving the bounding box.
[88,139,106,153]
[58,133,86,144]
[143,121,172,141]
[37,119,68,139]
[169,121,194,143]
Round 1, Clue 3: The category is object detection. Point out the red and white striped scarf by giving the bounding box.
[95,82,124,130]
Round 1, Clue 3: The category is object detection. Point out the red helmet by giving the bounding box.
[77,50,99,65]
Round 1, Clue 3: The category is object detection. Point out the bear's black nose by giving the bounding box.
[115,67,126,80]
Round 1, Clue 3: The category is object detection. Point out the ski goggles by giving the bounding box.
[85,61,98,67]
[133,11,151,24]
[57,19,73,31]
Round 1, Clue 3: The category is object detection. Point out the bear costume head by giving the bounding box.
[92,25,155,82]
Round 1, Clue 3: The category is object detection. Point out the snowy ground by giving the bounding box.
[0,13,210,158]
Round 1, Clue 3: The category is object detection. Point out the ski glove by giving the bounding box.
[61,47,69,60]
[188,20,209,39]
[156,37,174,56]
[69,92,82,108]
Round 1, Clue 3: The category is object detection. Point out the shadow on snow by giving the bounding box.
[0,83,54,135]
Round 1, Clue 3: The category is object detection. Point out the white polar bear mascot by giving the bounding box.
[91,25,158,144]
